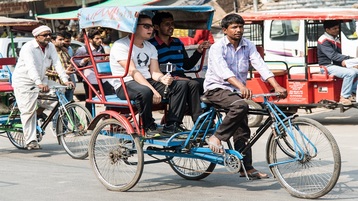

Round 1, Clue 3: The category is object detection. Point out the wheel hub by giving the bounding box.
[224,154,241,173]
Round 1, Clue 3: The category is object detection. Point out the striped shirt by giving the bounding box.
[204,36,273,92]
[149,36,201,77]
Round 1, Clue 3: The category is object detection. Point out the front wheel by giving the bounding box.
[266,117,341,199]
[57,103,93,159]
[89,119,143,192]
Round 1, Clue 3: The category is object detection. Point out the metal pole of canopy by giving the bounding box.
[6,26,16,58]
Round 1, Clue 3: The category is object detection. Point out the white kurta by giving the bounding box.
[12,39,69,145]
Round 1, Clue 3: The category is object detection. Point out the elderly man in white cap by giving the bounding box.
[12,25,74,150]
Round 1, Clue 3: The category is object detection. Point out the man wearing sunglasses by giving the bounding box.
[108,14,188,137]
[12,25,74,150]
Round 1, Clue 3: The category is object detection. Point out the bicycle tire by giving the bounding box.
[7,130,26,149]
[57,103,93,159]
[266,117,341,198]
[89,119,143,192]
[168,154,216,180]
[6,104,26,149]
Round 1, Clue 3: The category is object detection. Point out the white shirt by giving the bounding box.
[12,39,69,89]
[109,36,158,90]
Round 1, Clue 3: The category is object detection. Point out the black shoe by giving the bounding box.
[162,122,188,135]
[145,123,161,138]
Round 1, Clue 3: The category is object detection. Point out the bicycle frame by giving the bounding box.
[144,93,318,169]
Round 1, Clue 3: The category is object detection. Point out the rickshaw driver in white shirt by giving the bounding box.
[12,25,74,150]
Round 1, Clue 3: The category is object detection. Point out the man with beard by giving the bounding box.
[12,25,74,150]
[74,28,114,112]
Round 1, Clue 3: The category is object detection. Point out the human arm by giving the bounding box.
[249,43,287,98]
[73,46,90,66]
[181,41,210,70]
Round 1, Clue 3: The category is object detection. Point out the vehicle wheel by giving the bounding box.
[57,103,93,159]
[246,100,263,127]
[168,140,216,180]
[7,130,26,149]
[168,155,216,180]
[6,104,25,149]
[266,117,341,199]
[89,119,143,191]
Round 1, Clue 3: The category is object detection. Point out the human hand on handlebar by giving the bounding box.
[37,84,49,92]
[239,87,252,99]
[274,86,287,98]
[64,81,75,90]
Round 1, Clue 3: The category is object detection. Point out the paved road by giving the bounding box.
[0,106,357,201]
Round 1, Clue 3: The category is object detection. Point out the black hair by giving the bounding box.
[152,12,173,26]
[51,31,65,40]
[87,28,101,39]
[138,14,152,24]
[60,30,72,39]
[220,13,245,29]
[323,20,341,29]
[102,37,111,45]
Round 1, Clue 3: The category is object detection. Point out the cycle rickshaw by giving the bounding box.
[73,6,341,199]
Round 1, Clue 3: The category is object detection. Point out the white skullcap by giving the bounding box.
[32,25,52,36]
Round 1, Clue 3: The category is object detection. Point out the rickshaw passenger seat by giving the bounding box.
[93,61,168,107]
[96,62,111,74]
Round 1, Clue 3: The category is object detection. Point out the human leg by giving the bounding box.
[13,87,39,146]
[204,89,248,152]
[116,81,155,129]
[327,65,356,98]
[165,80,188,124]
[186,79,202,122]
[232,116,269,178]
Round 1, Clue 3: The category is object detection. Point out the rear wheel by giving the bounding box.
[89,119,143,191]
[168,155,216,180]
[57,103,93,159]
[7,129,25,149]
[168,140,216,180]
[266,117,341,198]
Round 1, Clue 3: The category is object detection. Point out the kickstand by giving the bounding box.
[240,162,251,181]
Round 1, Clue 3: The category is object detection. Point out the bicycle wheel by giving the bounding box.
[89,119,143,191]
[7,129,25,149]
[266,117,341,199]
[168,155,216,180]
[57,103,93,159]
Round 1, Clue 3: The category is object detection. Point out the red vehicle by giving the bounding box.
[239,9,358,126]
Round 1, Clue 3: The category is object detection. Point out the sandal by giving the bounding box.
[240,170,269,179]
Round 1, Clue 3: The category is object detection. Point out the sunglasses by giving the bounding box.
[38,33,52,37]
[137,23,154,30]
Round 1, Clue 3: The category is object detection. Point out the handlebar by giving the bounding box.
[30,85,72,93]
[229,92,281,99]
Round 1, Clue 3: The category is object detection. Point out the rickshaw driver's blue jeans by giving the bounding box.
[326,65,358,98]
